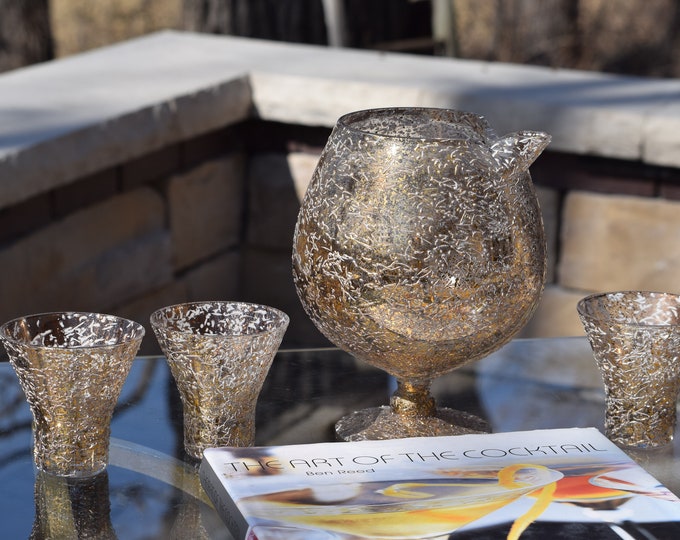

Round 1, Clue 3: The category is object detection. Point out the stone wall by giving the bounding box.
[0,119,330,354]
[0,125,241,353]
[3,119,680,354]
[2,31,680,354]
[519,152,680,338]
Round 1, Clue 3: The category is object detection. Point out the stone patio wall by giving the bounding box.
[1,31,680,354]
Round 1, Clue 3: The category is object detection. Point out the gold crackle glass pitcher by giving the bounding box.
[292,107,550,441]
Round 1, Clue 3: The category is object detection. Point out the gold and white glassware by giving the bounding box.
[0,311,144,477]
[150,301,289,459]
[293,107,550,440]
[578,290,680,448]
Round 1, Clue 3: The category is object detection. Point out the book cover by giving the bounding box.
[199,427,680,540]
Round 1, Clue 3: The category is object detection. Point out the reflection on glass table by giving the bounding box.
[1,337,679,539]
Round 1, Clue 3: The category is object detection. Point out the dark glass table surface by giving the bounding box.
[2,337,679,539]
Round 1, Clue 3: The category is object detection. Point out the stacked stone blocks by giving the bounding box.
[2,33,680,353]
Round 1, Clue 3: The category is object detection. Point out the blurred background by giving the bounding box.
[2,0,680,354]
[2,0,680,78]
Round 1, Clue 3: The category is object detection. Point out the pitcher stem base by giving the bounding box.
[335,405,490,442]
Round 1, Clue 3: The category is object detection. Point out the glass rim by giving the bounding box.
[577,290,680,329]
[149,300,290,338]
[0,310,145,349]
[336,106,487,143]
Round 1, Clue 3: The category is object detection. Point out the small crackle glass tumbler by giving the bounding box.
[150,301,289,459]
[0,312,145,477]
[577,291,680,448]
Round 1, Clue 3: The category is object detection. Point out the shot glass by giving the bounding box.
[577,291,680,448]
[150,301,289,459]
[0,312,145,477]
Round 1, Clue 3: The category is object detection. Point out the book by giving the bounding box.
[199,427,680,540]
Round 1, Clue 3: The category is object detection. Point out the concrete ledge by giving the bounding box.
[2,30,680,208]
[0,32,253,208]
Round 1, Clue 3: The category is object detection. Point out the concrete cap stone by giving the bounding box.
[1,30,680,208]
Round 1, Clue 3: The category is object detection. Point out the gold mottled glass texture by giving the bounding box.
[578,291,680,448]
[150,301,289,459]
[292,107,550,440]
[0,312,144,477]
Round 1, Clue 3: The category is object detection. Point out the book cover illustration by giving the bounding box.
[200,428,680,539]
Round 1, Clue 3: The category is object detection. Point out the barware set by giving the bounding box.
[3,107,678,482]
[1,301,288,476]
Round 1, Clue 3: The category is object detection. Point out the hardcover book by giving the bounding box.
[199,427,680,539]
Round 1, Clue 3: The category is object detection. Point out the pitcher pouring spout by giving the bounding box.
[490,131,552,179]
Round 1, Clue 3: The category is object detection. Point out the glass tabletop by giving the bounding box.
[1,337,679,539]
